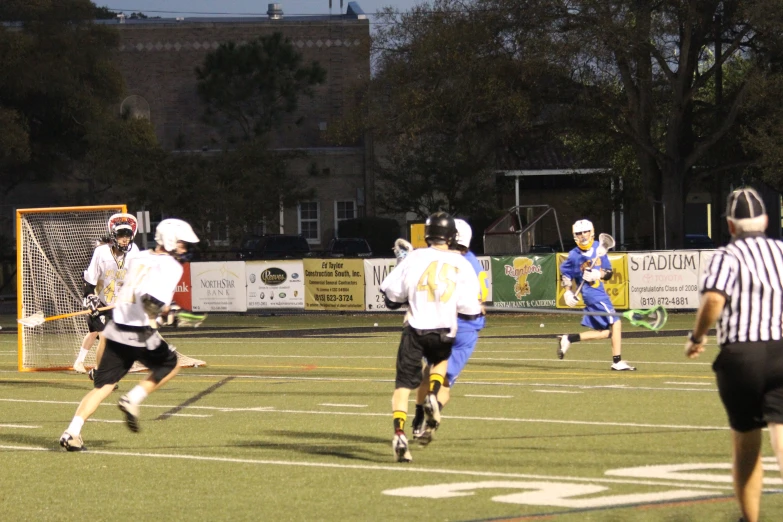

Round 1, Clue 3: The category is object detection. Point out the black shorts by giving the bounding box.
[713,340,783,432]
[395,325,453,389]
[86,309,113,333]
[93,336,178,388]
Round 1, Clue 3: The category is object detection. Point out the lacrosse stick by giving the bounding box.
[18,306,115,328]
[485,304,668,331]
[574,233,616,296]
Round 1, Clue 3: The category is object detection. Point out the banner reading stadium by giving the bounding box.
[304,259,365,311]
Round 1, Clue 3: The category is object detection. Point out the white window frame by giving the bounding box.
[334,200,357,237]
[298,201,320,244]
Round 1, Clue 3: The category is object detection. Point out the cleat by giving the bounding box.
[392,432,412,463]
[418,423,435,446]
[611,360,637,371]
[557,335,570,360]
[118,395,141,432]
[423,393,441,431]
[59,432,85,452]
[73,361,87,374]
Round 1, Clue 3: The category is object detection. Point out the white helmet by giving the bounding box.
[155,218,199,253]
[572,219,594,251]
[454,219,472,250]
[108,213,138,253]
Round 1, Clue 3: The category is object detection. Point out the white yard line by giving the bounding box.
[0,443,736,492]
[319,403,367,408]
[0,398,728,430]
[463,394,513,399]
[0,424,40,429]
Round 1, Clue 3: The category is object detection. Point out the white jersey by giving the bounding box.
[111,249,184,328]
[380,246,482,336]
[83,242,140,304]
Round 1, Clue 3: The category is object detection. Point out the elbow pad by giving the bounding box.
[83,281,96,298]
[382,291,405,310]
[602,268,613,281]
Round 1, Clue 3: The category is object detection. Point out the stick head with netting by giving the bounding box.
[622,305,668,331]
[595,233,615,257]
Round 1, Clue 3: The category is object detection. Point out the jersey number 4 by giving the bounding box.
[417,261,457,302]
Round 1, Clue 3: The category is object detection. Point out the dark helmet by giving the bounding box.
[425,211,457,246]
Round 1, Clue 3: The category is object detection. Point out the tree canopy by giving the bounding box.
[350,0,783,246]
[196,33,327,141]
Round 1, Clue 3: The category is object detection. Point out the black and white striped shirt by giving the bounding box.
[701,233,783,345]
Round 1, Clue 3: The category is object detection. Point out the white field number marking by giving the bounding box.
[382,459,783,508]
[383,480,714,508]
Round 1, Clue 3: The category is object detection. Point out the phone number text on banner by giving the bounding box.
[304,259,366,311]
[628,251,700,309]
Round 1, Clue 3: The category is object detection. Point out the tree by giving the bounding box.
[486,0,783,247]
[331,1,573,219]
[196,33,327,141]
[137,141,314,246]
[0,0,125,194]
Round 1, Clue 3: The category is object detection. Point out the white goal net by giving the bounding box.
[17,205,205,371]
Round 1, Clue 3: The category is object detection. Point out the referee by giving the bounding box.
[685,187,783,522]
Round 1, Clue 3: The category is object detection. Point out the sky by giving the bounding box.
[98,0,419,19]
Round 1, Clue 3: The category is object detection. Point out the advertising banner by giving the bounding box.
[190,261,247,312]
[246,261,305,309]
[304,259,366,311]
[173,262,192,310]
[364,258,399,312]
[555,253,629,309]
[698,249,717,282]
[490,254,556,308]
[477,256,493,303]
[628,250,700,309]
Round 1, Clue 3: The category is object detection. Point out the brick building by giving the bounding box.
[108,3,373,248]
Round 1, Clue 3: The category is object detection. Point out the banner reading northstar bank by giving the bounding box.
[190,261,247,312]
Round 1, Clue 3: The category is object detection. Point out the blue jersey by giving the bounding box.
[457,251,487,332]
[560,241,611,306]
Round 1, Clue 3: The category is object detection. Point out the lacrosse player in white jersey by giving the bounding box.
[380,212,482,462]
[60,219,199,451]
[73,213,139,375]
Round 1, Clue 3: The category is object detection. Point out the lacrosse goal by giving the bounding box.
[17,205,205,372]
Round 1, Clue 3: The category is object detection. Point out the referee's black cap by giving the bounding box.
[725,187,766,219]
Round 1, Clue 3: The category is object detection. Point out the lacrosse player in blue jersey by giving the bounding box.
[411,218,488,445]
[558,219,635,371]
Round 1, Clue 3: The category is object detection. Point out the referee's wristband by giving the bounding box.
[688,332,705,344]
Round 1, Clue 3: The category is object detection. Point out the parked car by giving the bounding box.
[237,234,311,260]
[324,237,373,258]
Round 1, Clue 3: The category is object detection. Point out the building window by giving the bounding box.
[334,200,356,236]
[298,201,320,243]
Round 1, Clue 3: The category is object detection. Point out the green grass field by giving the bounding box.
[1,311,782,521]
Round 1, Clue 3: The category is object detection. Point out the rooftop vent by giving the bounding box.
[267,3,283,19]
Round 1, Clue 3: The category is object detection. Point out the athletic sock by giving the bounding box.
[126,385,148,405]
[75,348,89,364]
[393,410,407,432]
[67,416,85,436]
[613,355,621,364]
[568,334,581,343]
[429,374,444,396]
[412,404,424,424]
